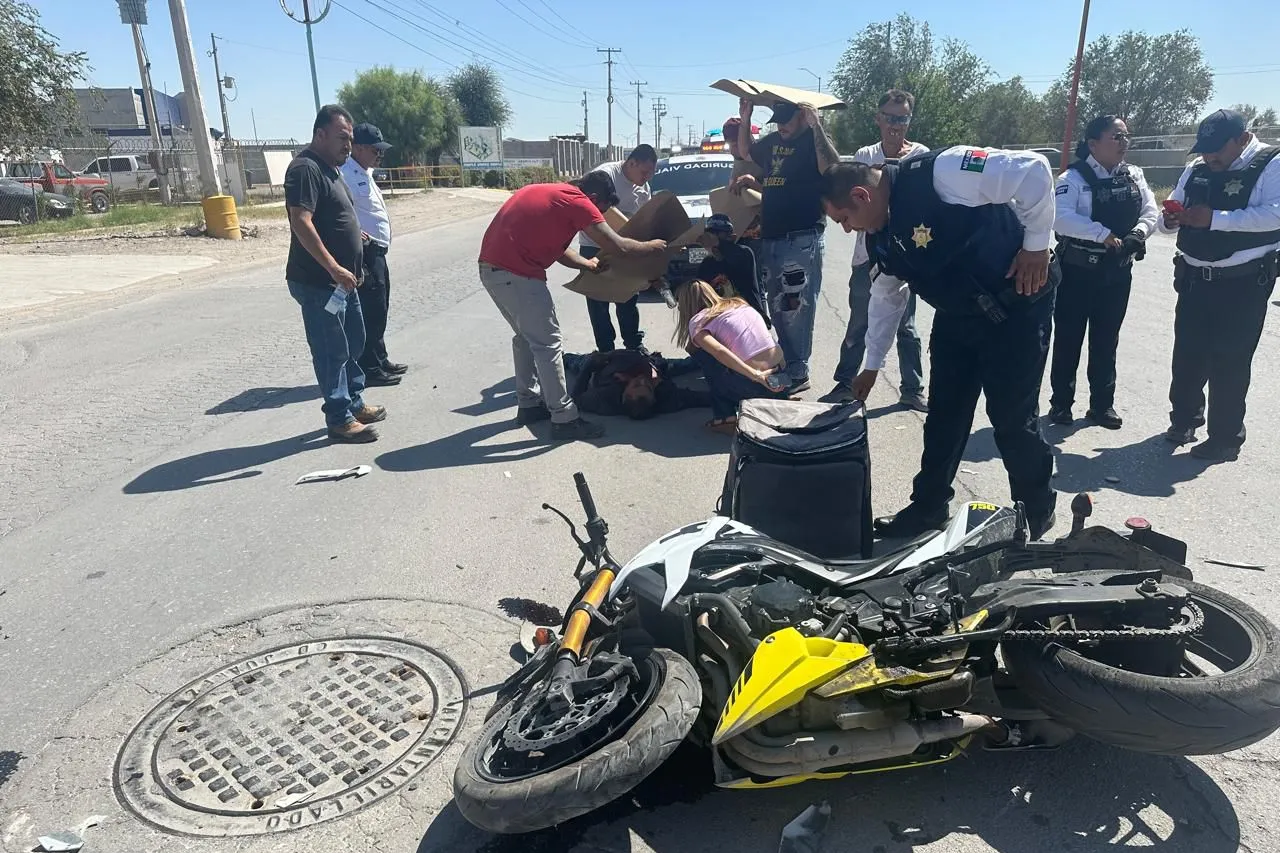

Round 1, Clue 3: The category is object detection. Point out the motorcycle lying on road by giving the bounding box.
[453,473,1280,834]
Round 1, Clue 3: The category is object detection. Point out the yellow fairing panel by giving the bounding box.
[712,628,870,745]
[716,739,969,789]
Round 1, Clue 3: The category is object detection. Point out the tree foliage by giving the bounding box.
[1232,103,1279,128]
[448,63,511,129]
[337,67,459,166]
[827,16,1218,153]
[829,14,989,152]
[0,0,89,146]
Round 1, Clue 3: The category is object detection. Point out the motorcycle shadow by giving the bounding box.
[418,738,1242,853]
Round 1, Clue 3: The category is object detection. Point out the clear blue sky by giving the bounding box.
[31,0,1280,147]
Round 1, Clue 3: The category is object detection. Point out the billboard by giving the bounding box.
[459,126,502,169]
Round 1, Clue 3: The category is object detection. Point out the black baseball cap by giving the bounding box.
[768,101,799,126]
[705,213,734,235]
[1190,109,1247,154]
[353,123,393,151]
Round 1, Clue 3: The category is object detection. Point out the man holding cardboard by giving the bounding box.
[732,97,840,391]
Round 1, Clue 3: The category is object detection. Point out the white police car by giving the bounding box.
[649,153,735,283]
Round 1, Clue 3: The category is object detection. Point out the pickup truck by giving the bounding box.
[5,161,111,212]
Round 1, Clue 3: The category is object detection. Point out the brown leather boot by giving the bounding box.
[328,420,379,443]
[352,405,387,425]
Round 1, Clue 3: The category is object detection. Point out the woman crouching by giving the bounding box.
[675,279,790,434]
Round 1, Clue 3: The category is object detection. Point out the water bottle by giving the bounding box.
[324,285,348,315]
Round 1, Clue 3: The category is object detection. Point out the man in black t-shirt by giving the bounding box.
[731,98,840,391]
[285,104,387,443]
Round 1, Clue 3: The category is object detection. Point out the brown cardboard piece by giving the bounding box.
[710,78,846,112]
[564,190,691,303]
[709,185,762,236]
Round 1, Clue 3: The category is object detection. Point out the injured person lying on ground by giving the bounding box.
[562,349,709,420]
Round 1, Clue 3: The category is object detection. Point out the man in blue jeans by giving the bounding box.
[285,104,387,443]
[732,97,840,391]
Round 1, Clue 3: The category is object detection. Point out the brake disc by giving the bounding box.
[502,677,629,751]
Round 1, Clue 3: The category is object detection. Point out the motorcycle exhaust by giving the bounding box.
[720,713,996,777]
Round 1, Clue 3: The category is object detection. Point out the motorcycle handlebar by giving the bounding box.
[573,472,599,521]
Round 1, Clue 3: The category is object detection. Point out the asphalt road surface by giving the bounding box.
[1,208,1277,853]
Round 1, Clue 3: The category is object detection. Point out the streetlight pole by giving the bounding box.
[1061,0,1092,173]
[280,0,331,112]
[117,0,173,203]
[799,67,821,94]
[167,0,220,197]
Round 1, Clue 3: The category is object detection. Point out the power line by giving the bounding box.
[511,0,593,49]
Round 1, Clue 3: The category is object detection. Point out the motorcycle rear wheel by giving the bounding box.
[453,647,701,834]
[1003,576,1280,755]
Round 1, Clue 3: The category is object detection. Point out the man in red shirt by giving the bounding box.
[479,171,668,441]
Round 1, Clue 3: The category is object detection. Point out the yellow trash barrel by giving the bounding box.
[202,194,241,240]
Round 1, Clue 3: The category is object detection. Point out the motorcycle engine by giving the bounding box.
[746,579,818,637]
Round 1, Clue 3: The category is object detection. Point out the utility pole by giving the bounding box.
[167,0,220,197]
[1061,0,1092,173]
[282,0,332,112]
[581,90,588,139]
[597,48,620,152]
[673,115,682,148]
[209,34,232,143]
[630,80,646,147]
[652,97,666,150]
[117,0,172,204]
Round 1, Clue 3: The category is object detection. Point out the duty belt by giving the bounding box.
[1174,251,1279,283]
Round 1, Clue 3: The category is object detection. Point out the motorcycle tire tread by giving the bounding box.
[1002,577,1280,756]
[453,647,702,835]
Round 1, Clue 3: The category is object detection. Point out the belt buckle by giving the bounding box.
[1200,266,1214,282]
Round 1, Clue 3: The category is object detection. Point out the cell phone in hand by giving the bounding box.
[1163,199,1184,214]
[765,373,789,392]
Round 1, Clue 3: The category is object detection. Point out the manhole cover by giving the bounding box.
[114,636,468,836]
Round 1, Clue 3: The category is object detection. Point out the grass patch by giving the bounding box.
[1152,185,1173,203]
[1,203,203,239]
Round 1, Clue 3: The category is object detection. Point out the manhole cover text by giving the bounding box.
[114,637,467,836]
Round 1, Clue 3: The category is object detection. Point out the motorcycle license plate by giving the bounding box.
[687,248,709,264]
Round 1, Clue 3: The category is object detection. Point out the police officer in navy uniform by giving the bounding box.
[1159,109,1280,461]
[1048,115,1158,429]
[820,146,1061,540]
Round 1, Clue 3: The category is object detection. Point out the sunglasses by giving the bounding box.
[879,112,913,125]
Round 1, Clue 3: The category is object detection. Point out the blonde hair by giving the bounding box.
[674,279,748,349]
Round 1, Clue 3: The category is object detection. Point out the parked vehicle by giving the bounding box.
[80,154,161,195]
[649,153,736,283]
[5,161,111,212]
[0,178,75,224]
[453,473,1280,834]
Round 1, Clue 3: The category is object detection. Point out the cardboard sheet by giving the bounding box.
[710,78,846,112]
[564,190,691,303]
[709,186,762,236]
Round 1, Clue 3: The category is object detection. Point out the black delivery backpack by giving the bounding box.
[717,398,873,559]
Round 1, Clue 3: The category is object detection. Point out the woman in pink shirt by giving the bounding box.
[675,280,790,433]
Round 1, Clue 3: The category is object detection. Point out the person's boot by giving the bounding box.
[1190,439,1240,462]
[818,384,857,404]
[899,391,929,412]
[1027,491,1058,541]
[353,404,387,424]
[551,418,605,442]
[1086,407,1123,429]
[364,369,401,387]
[1165,425,1197,445]
[1047,406,1073,426]
[873,503,950,538]
[328,420,378,443]
[383,361,409,375]
[516,404,551,425]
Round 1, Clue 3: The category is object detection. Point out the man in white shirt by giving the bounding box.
[340,123,405,386]
[820,146,1060,540]
[1158,109,1280,462]
[577,145,657,353]
[822,90,927,411]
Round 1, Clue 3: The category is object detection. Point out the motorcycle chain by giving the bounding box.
[1001,601,1204,643]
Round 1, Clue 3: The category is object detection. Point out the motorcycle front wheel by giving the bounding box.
[1003,576,1280,755]
[453,647,701,835]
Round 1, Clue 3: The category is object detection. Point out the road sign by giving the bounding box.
[459,126,502,170]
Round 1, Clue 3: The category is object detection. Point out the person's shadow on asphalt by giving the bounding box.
[122,429,328,492]
[451,377,518,417]
[417,737,1241,853]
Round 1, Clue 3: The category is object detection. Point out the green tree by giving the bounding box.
[1231,103,1279,128]
[448,63,511,129]
[0,0,89,145]
[828,14,990,152]
[967,76,1053,147]
[337,67,457,166]
[1042,30,1213,141]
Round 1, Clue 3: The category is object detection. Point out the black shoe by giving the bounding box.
[516,405,551,425]
[628,343,651,357]
[818,384,857,404]
[1029,509,1056,541]
[1165,426,1197,445]
[1189,439,1240,462]
[873,503,950,538]
[551,417,605,442]
[383,362,409,375]
[365,370,402,387]
[1086,408,1123,429]
[788,377,812,394]
[1048,406,1073,426]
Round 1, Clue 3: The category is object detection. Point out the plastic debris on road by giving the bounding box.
[779,800,831,852]
[295,465,372,485]
[36,832,84,852]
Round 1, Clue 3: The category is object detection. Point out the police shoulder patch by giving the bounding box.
[1055,184,1069,195]
[960,149,987,173]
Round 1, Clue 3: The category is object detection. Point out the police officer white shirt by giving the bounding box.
[579,160,651,249]
[1156,135,1280,267]
[340,156,391,248]
[863,147,1057,371]
[852,140,929,266]
[1054,155,1158,244]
